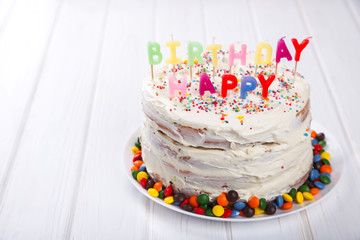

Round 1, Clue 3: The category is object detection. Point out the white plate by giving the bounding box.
[123,121,344,222]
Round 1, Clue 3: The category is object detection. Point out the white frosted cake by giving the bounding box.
[141,49,312,200]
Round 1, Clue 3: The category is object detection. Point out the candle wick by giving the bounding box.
[171,34,174,41]
[212,37,216,45]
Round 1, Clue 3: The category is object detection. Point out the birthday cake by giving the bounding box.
[140,44,312,201]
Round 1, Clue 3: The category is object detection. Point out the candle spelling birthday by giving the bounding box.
[147,37,311,100]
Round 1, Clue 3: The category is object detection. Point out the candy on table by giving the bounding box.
[164,196,174,204]
[130,166,139,172]
[145,179,155,190]
[158,190,165,199]
[303,192,314,200]
[140,178,147,188]
[133,152,142,162]
[194,207,205,215]
[164,185,173,197]
[310,188,319,195]
[217,193,229,206]
[296,191,304,203]
[233,201,246,210]
[189,196,199,208]
[254,207,265,215]
[276,195,284,208]
[212,205,225,217]
[222,208,232,218]
[282,202,293,210]
[248,196,260,209]
[226,190,239,202]
[132,170,139,180]
[139,164,146,172]
[136,171,148,182]
[197,194,210,205]
[320,165,332,174]
[265,203,277,215]
[299,185,310,193]
[132,146,140,155]
[259,198,267,210]
[148,188,159,197]
[243,205,255,217]
[133,160,143,168]
[289,188,297,199]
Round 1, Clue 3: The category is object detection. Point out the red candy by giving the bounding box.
[140,178,147,189]
[133,152,142,162]
[222,208,232,218]
[313,144,322,151]
[194,207,205,215]
[181,198,189,208]
[164,186,173,197]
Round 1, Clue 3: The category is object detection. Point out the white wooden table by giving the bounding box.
[0,0,359,239]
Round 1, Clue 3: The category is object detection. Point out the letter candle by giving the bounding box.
[291,37,311,79]
[275,37,292,76]
[166,35,181,75]
[229,43,247,74]
[206,38,222,80]
[147,42,163,80]
[188,41,204,80]
[254,42,272,77]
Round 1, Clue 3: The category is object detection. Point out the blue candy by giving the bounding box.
[310,169,320,181]
[173,202,181,206]
[276,195,284,208]
[312,139,318,145]
[139,164,146,172]
[272,201,278,208]
[230,210,240,218]
[320,172,331,179]
[233,201,246,210]
[313,155,321,163]
[314,181,325,190]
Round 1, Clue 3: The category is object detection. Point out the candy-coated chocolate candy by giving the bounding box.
[316,133,325,141]
[320,175,331,184]
[131,146,140,154]
[289,188,297,199]
[133,160,143,168]
[164,186,173,197]
[205,208,215,216]
[313,144,322,151]
[145,179,155,190]
[181,198,189,208]
[310,169,320,181]
[259,198,267,210]
[174,193,186,203]
[272,202,278,208]
[130,166,139,172]
[217,193,229,206]
[164,196,174,204]
[276,195,284,208]
[233,201,246,210]
[254,207,264,215]
[303,192,314,200]
[318,149,325,154]
[133,152,142,162]
[313,155,321,163]
[282,202,293,210]
[296,191,304,203]
[183,204,193,212]
[322,159,330,166]
[137,171,148,182]
[282,193,293,202]
[212,205,225,217]
[305,181,316,189]
[194,207,205,215]
[299,185,310,193]
[197,194,210,205]
[173,202,181,206]
[148,188,159,197]
[158,190,165,199]
[248,196,260,208]
[135,137,141,149]
[153,182,162,192]
[310,188,319,195]
[320,165,332,174]
[199,204,208,210]
[312,139,318,145]
[139,164,146,172]
[314,161,322,171]
[222,208,232,218]
[226,190,239,202]
[318,140,326,148]
[140,178,147,188]
[208,201,217,209]
[265,203,276,215]
[132,170,139,180]
[243,206,255,217]
[311,130,317,138]
[320,172,331,178]
[321,152,330,160]
[230,210,240,218]
[189,196,199,208]
[314,181,325,190]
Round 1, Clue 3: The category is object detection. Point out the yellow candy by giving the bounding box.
[136,171,148,182]
[148,188,159,197]
[212,205,225,217]
[164,196,174,204]
[282,193,293,202]
[303,192,314,200]
[321,152,331,160]
[296,191,304,203]
[194,59,199,64]
[132,146,140,154]
[254,207,264,215]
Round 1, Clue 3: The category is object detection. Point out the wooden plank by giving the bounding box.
[0,0,109,238]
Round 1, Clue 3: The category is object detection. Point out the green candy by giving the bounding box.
[205,208,215,216]
[197,194,210,205]
[199,204,208,210]
[318,149,325,154]
[320,175,331,184]
[289,188,297,199]
[259,198,267,210]
[132,170,139,180]
[158,190,165,199]
[322,159,331,166]
[318,140,326,148]
[135,137,141,150]
[299,185,310,193]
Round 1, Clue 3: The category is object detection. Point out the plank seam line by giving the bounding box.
[64,0,111,238]
[0,0,64,211]
[296,0,360,173]
[344,0,360,32]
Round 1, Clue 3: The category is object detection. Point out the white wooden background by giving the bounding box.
[0,0,359,239]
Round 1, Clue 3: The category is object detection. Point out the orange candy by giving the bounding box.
[310,188,319,195]
[311,130,317,138]
[282,202,293,210]
[131,166,139,172]
[217,193,229,206]
[320,165,332,174]
[153,182,162,192]
[189,196,199,208]
[248,196,260,209]
[134,160,143,168]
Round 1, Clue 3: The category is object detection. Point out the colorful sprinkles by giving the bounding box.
[130,131,333,218]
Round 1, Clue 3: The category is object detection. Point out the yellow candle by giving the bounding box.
[206,44,222,67]
[255,42,273,65]
[166,41,181,65]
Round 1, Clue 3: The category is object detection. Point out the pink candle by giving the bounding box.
[199,72,216,96]
[168,75,187,98]
[276,37,292,63]
[229,43,247,67]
